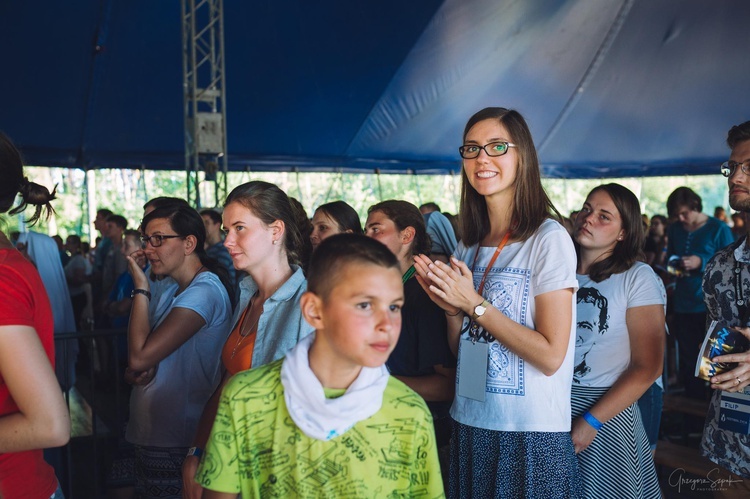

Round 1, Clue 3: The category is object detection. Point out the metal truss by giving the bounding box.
[181,0,228,208]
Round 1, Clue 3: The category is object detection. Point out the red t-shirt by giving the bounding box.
[0,248,58,498]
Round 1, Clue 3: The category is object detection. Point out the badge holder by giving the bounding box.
[718,390,750,434]
[458,334,489,402]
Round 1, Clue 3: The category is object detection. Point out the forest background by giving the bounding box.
[4,167,733,241]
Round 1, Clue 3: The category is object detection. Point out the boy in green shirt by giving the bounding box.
[197,234,444,498]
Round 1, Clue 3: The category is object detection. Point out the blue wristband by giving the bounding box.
[582,411,603,431]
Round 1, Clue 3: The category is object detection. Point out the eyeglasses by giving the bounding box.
[458,141,516,159]
[140,234,181,248]
[721,160,750,178]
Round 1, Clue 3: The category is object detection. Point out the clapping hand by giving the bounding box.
[413,254,481,315]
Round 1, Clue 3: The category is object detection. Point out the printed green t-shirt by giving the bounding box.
[197,359,445,498]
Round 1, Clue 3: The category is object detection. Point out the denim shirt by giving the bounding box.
[234,265,314,368]
[667,216,734,313]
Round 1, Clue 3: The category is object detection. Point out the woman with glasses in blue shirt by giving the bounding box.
[124,204,233,498]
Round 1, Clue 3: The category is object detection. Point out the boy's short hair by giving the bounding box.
[307,233,399,300]
[199,209,222,225]
[419,201,441,213]
[106,214,128,230]
[123,229,140,240]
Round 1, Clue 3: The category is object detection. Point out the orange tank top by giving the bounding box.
[221,303,257,375]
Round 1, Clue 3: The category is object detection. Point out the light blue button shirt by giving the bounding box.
[234,265,314,369]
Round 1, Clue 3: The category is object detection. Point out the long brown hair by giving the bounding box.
[576,183,645,282]
[459,108,560,246]
[224,181,303,265]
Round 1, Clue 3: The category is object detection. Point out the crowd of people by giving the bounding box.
[2,111,750,498]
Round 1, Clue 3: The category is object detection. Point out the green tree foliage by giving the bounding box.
[10,167,731,242]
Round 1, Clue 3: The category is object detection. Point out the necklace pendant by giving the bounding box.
[232,335,244,359]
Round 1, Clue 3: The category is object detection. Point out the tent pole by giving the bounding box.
[86,169,97,243]
[77,169,87,236]
[450,170,459,214]
[323,172,335,203]
[412,170,422,206]
[294,168,304,204]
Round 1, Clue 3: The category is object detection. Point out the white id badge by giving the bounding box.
[718,390,750,434]
[458,338,489,402]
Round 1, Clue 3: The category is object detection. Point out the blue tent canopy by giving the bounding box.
[2,0,749,178]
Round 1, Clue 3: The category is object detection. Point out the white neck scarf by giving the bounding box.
[280,334,390,441]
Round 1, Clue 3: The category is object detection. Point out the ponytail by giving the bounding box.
[1,132,56,225]
[9,177,57,225]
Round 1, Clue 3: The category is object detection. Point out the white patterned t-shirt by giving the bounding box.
[451,218,578,432]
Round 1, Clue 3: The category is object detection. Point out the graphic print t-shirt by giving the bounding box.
[197,360,444,498]
[574,262,666,387]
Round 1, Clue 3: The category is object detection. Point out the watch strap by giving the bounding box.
[131,289,152,300]
[471,299,490,320]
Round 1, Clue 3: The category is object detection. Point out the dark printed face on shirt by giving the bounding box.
[574,287,610,382]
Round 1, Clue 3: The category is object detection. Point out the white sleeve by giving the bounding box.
[530,221,578,297]
[626,263,667,310]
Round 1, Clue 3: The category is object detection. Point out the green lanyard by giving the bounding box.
[402,265,416,283]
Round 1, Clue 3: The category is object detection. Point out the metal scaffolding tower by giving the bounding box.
[181,0,228,208]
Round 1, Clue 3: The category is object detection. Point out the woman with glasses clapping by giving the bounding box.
[124,204,233,498]
[414,108,581,497]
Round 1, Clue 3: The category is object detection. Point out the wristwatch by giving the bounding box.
[131,289,152,300]
[471,299,490,320]
[187,446,203,458]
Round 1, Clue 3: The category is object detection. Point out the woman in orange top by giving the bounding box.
[182,181,314,499]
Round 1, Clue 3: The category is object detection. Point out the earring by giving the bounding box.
[272,240,278,245]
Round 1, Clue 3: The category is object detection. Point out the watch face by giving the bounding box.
[475,304,487,317]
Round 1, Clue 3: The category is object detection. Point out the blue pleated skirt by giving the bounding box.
[448,421,583,498]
